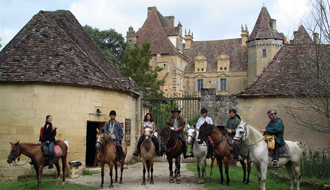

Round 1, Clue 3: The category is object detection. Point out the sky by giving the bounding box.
[0,0,312,50]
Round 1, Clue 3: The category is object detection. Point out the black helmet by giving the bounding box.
[201,108,208,114]
[267,109,277,115]
[109,110,116,116]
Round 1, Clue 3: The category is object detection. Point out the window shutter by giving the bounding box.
[226,78,228,91]
[195,79,198,92]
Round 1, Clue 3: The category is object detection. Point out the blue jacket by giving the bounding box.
[103,120,123,142]
[266,117,285,146]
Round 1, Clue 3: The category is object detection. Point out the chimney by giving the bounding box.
[165,16,175,27]
[313,33,320,44]
[147,7,157,16]
[241,24,249,46]
[184,29,194,50]
[271,19,277,31]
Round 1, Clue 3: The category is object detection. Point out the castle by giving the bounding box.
[126,6,317,96]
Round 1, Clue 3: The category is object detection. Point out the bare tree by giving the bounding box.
[283,0,330,133]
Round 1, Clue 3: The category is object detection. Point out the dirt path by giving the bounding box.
[67,162,206,190]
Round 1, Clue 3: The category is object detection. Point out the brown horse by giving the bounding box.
[7,141,68,190]
[198,122,232,186]
[95,128,127,189]
[160,127,183,184]
[140,127,156,185]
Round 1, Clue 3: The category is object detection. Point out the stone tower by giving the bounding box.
[126,26,136,47]
[247,7,284,85]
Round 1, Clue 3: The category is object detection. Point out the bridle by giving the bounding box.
[234,123,265,147]
[8,144,33,166]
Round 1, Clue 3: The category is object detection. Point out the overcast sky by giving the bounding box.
[0,0,312,50]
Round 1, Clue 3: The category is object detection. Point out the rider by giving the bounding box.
[103,110,124,163]
[133,113,162,157]
[225,109,243,161]
[39,115,57,169]
[187,108,214,158]
[166,108,188,158]
[262,109,285,167]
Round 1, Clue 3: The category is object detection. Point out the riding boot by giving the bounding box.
[272,148,279,167]
[133,136,144,157]
[48,155,53,169]
[152,138,162,157]
[117,146,124,163]
[181,140,188,159]
[187,143,194,157]
[207,145,214,159]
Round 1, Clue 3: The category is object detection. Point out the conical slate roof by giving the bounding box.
[0,10,139,94]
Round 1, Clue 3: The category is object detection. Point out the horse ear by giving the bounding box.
[10,142,13,145]
[96,128,99,133]
[101,128,104,133]
[15,141,19,145]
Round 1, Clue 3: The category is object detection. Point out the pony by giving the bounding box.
[7,141,68,190]
[160,127,183,184]
[140,127,156,185]
[95,128,127,189]
[186,124,215,184]
[234,122,302,190]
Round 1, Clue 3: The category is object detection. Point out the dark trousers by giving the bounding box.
[273,142,282,161]
[136,135,160,153]
[176,133,187,156]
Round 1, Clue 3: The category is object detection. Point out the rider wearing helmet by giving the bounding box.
[262,109,285,167]
[187,108,213,158]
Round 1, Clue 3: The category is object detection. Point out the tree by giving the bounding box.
[122,42,165,97]
[0,38,2,48]
[83,25,127,71]
[282,0,330,133]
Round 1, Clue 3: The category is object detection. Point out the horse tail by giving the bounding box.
[59,141,69,171]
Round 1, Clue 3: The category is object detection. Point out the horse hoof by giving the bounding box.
[114,180,118,183]
[198,179,204,184]
[99,185,103,189]
[119,181,123,184]
[150,181,154,185]
[169,179,174,183]
[109,185,113,188]
[62,182,65,185]
[142,182,146,185]
[176,180,181,184]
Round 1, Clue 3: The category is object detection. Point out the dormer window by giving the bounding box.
[217,52,230,72]
[224,67,227,70]
[194,54,207,72]
[201,68,204,71]
[220,67,223,70]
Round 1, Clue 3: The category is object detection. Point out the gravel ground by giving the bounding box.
[67,162,206,190]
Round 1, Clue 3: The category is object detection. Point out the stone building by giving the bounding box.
[0,10,141,180]
[127,6,287,96]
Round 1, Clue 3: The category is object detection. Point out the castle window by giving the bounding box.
[224,67,227,70]
[201,68,204,71]
[197,68,200,71]
[262,49,267,58]
[195,79,203,92]
[219,78,228,91]
[220,67,223,70]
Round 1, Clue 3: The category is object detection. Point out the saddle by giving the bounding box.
[41,141,63,158]
[109,141,126,155]
[269,144,290,158]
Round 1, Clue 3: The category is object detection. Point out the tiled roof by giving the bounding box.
[164,27,181,36]
[184,39,248,72]
[247,7,284,42]
[135,8,178,55]
[290,25,313,44]
[0,10,139,94]
[236,44,327,96]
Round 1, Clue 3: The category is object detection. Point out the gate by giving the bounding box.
[142,94,200,163]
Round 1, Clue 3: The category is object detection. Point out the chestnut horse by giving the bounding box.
[7,141,68,190]
[95,128,127,189]
[140,127,156,185]
[160,127,183,184]
[198,122,231,186]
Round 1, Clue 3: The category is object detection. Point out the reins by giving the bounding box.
[12,157,31,166]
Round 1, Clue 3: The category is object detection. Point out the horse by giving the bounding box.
[234,122,302,190]
[140,127,156,185]
[197,122,231,185]
[187,124,215,184]
[7,141,68,190]
[160,127,183,184]
[95,128,127,189]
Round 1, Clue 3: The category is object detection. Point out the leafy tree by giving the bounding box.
[83,25,127,71]
[122,42,165,97]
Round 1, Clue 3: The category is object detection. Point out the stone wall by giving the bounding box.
[0,84,140,181]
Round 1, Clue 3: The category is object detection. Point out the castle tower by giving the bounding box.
[126,26,136,47]
[247,7,284,85]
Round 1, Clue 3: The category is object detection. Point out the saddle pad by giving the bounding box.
[54,145,62,158]
[269,144,290,158]
[141,141,153,152]
[110,142,126,155]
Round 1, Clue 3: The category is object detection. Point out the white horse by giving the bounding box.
[234,122,302,190]
[187,124,213,184]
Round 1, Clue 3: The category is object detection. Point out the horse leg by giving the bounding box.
[260,162,268,190]
[293,161,301,190]
[34,164,39,181]
[285,161,294,190]
[146,160,150,181]
[246,159,252,184]
[224,157,230,186]
[255,165,262,189]
[55,162,60,185]
[142,160,146,185]
[217,157,224,185]
[100,163,105,189]
[175,158,181,184]
[61,157,66,185]
[210,158,214,177]
[197,158,201,179]
[109,162,114,188]
[119,161,124,184]
[168,159,174,183]
[240,160,246,184]
[150,160,154,185]
[114,163,118,183]
[199,159,206,184]
[37,166,43,190]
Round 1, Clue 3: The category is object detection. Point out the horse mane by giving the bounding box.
[241,122,263,143]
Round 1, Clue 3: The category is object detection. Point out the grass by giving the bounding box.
[186,163,314,190]
[0,178,97,190]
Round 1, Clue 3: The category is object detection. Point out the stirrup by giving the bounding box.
[133,151,139,157]
[186,152,194,157]
[272,160,279,167]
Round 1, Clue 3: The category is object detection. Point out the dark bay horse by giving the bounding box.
[95,128,127,189]
[198,122,251,186]
[7,141,68,190]
[160,127,183,184]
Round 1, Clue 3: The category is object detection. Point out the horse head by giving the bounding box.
[144,127,152,140]
[187,125,196,145]
[160,127,171,151]
[197,121,213,142]
[95,128,107,151]
[234,122,248,142]
[7,141,21,164]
